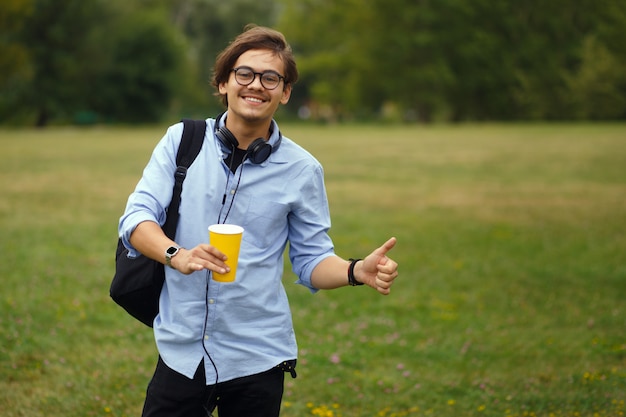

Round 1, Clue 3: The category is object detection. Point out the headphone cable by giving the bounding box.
[205,138,247,414]
[217,146,244,225]
[202,270,219,416]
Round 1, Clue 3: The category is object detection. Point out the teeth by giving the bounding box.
[245,97,263,103]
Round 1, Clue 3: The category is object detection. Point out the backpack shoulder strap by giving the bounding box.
[162,119,207,238]
[177,119,206,168]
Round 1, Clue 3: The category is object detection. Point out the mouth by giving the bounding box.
[243,96,266,104]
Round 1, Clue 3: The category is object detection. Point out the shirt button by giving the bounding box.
[204,335,209,340]
[208,299,215,304]
[230,189,236,195]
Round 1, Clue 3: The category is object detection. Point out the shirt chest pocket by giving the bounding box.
[241,198,290,249]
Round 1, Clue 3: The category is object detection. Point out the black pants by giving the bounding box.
[141,357,285,417]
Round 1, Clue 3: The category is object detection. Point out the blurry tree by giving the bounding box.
[0,0,34,122]
[89,7,188,123]
[278,0,379,120]
[566,36,626,119]
[566,1,626,119]
[279,0,626,121]
[0,0,108,126]
[366,0,455,122]
[507,0,604,120]
[434,0,521,121]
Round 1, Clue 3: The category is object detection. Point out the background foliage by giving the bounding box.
[1,0,626,125]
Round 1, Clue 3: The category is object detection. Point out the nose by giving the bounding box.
[248,73,264,89]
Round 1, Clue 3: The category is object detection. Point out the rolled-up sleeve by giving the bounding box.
[288,163,336,292]
[118,124,183,256]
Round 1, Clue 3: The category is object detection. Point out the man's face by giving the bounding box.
[219,49,291,126]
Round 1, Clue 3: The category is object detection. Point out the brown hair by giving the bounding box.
[211,25,298,107]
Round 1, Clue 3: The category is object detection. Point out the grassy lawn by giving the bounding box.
[1,123,624,416]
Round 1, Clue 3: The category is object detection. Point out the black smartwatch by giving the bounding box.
[165,245,182,268]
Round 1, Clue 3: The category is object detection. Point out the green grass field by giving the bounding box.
[1,123,624,417]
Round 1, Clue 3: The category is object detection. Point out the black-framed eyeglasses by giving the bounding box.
[231,66,285,90]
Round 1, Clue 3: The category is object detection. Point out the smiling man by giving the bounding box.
[118,25,399,417]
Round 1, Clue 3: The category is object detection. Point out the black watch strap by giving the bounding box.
[348,258,364,286]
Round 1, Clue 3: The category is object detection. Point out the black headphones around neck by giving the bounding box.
[214,113,281,165]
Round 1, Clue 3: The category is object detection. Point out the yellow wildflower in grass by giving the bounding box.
[377,406,391,416]
[310,404,337,417]
[447,399,456,406]
[477,404,486,412]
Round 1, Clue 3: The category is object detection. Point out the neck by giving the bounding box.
[224,115,271,149]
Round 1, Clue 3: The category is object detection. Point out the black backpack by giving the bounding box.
[110,119,206,327]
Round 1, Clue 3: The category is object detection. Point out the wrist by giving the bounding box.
[348,258,364,286]
[165,245,182,269]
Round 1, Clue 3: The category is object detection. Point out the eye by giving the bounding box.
[262,72,280,84]
[236,68,254,80]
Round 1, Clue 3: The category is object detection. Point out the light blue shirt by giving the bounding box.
[119,115,336,383]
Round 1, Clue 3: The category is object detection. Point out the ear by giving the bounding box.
[219,82,227,95]
[280,84,292,105]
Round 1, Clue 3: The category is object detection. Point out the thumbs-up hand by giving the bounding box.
[356,237,399,295]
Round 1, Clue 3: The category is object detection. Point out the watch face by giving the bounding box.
[166,246,179,255]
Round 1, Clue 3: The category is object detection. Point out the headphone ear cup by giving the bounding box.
[216,127,239,150]
[216,123,273,164]
[247,138,273,164]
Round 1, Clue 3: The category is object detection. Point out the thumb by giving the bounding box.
[374,237,397,258]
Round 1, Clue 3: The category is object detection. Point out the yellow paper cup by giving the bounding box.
[208,224,244,282]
